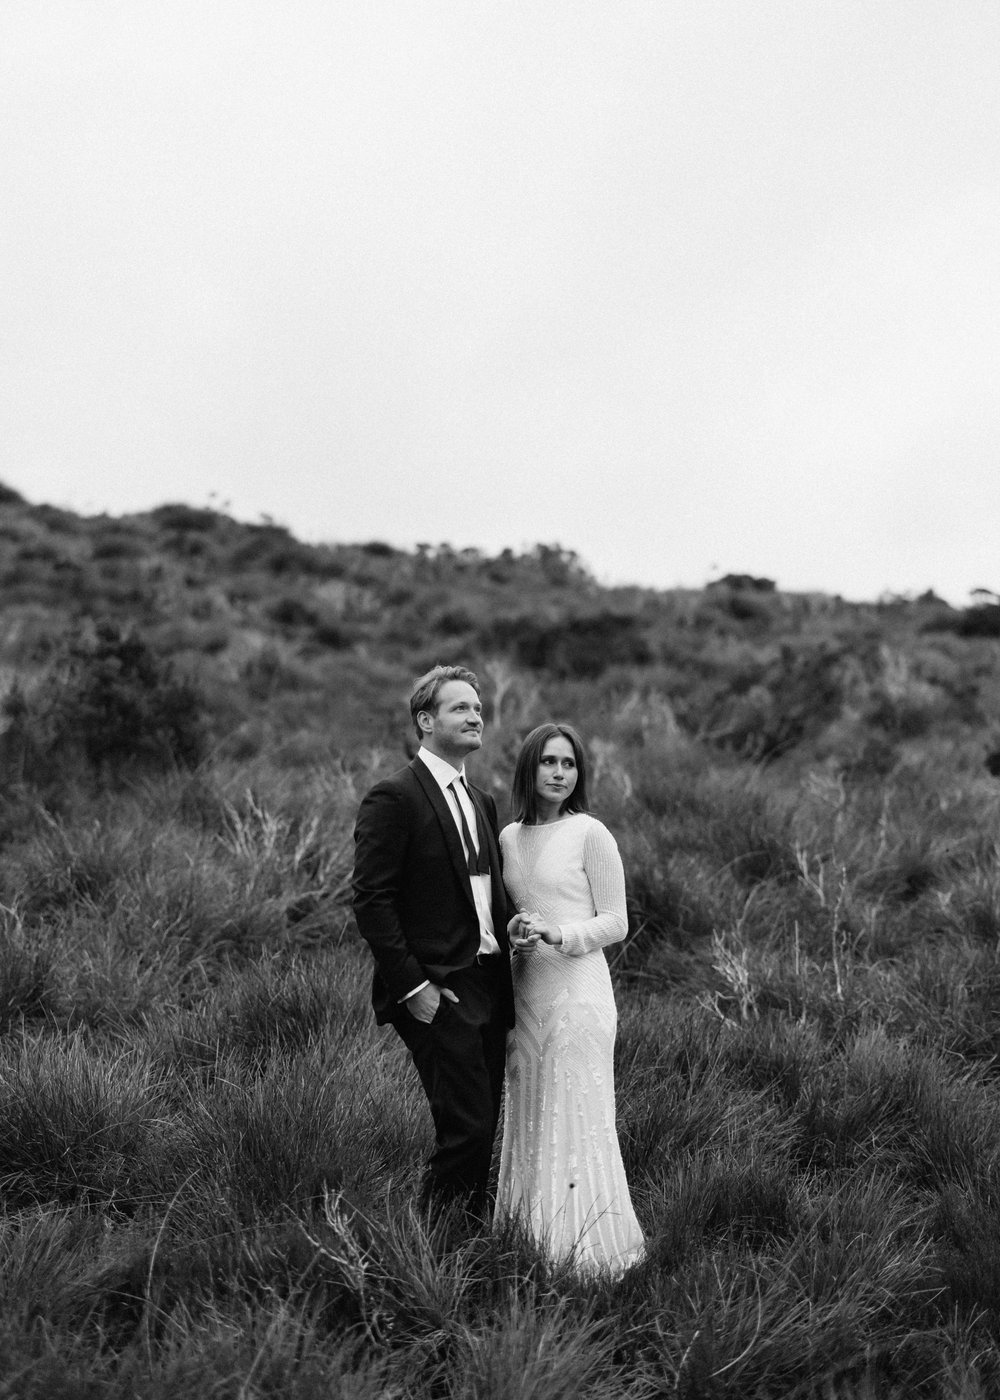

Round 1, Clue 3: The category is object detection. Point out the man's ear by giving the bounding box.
[416,708,433,736]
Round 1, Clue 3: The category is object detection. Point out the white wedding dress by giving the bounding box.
[494,813,645,1275]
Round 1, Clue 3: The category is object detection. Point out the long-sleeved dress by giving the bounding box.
[494,812,645,1275]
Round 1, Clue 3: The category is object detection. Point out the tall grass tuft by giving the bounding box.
[0,903,61,1032]
[0,1035,166,1211]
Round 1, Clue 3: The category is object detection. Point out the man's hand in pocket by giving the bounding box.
[406,983,460,1024]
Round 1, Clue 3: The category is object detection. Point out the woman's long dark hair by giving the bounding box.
[510,723,589,824]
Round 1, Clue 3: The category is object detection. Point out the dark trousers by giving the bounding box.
[393,960,508,1218]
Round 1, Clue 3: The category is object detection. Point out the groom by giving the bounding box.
[352,664,515,1221]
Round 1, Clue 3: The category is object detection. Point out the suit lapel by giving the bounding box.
[410,758,475,898]
[467,783,508,934]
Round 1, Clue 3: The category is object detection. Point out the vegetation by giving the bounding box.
[2,483,1000,1396]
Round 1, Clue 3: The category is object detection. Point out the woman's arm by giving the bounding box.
[529,820,628,956]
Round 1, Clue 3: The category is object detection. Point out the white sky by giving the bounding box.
[2,1,998,603]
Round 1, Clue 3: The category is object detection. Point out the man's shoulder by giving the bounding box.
[361,760,421,801]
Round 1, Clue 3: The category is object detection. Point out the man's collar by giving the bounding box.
[417,745,466,790]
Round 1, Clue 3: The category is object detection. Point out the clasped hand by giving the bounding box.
[508,911,562,949]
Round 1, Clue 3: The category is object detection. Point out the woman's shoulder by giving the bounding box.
[499,821,521,843]
[578,812,620,846]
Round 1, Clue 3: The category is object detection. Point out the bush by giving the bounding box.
[705,643,854,760]
[1,624,206,787]
[150,503,223,533]
[484,610,652,679]
[267,595,319,629]
[925,602,1000,638]
[228,527,321,576]
[313,621,355,650]
[959,604,1000,638]
[90,532,147,561]
[0,480,26,505]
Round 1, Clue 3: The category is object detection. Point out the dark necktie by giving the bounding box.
[451,777,490,876]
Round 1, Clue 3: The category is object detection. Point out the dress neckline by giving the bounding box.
[520,813,584,830]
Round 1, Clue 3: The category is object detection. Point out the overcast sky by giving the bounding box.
[2,1,998,602]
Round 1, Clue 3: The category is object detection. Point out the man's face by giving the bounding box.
[419,680,483,763]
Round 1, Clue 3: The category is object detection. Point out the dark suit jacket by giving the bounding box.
[353,758,515,1027]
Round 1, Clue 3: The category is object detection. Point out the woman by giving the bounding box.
[494,722,645,1275]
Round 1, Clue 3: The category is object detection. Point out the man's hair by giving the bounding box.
[409,664,481,741]
[510,722,589,824]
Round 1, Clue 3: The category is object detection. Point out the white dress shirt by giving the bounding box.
[400,748,500,1001]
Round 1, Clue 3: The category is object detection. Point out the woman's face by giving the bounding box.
[534,734,578,816]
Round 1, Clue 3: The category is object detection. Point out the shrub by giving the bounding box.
[926,603,1000,638]
[433,605,475,635]
[710,573,777,593]
[0,479,27,505]
[705,643,854,760]
[228,527,321,576]
[150,503,223,533]
[484,611,652,679]
[90,532,147,561]
[313,620,355,650]
[241,644,314,699]
[0,624,206,787]
[267,595,319,629]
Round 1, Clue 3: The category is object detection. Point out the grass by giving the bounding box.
[3,756,1000,1396]
[7,500,1000,1392]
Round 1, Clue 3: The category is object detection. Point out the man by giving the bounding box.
[352,664,515,1221]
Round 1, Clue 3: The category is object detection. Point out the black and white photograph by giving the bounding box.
[2,3,999,1394]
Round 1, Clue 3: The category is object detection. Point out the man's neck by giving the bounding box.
[419,743,464,776]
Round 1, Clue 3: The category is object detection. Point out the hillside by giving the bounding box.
[2,480,997,775]
[4,482,1000,1396]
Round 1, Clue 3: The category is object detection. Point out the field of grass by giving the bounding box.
[3,487,1000,1396]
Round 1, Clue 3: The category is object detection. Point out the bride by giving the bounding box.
[494,722,645,1275]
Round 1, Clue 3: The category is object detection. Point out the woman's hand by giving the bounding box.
[520,912,562,947]
[509,911,540,952]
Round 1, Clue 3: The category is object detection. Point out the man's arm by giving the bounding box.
[352,782,428,1004]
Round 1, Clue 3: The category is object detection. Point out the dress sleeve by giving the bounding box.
[557,819,629,957]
